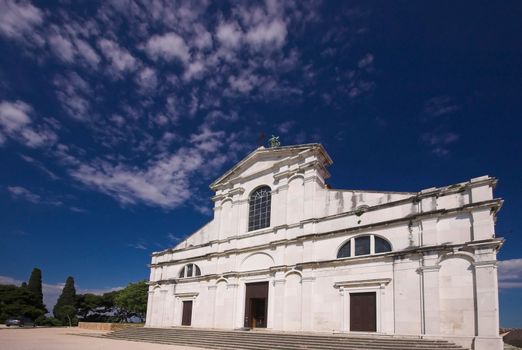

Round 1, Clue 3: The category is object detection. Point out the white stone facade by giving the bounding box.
[146,144,503,350]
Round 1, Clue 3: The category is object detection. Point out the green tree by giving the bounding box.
[76,293,103,320]
[27,268,46,312]
[0,284,45,322]
[114,281,148,322]
[53,276,77,326]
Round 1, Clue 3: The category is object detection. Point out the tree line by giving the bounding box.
[0,267,148,326]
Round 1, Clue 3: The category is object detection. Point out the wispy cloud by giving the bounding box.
[0,100,57,148]
[499,259,522,289]
[19,154,60,180]
[421,131,459,157]
[0,0,44,40]
[422,96,461,119]
[69,125,238,209]
[7,186,42,204]
[0,0,374,212]
[7,186,63,206]
[167,233,182,242]
[128,242,147,250]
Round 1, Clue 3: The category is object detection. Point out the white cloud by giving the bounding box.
[499,259,522,289]
[145,32,190,63]
[7,185,63,206]
[358,53,374,68]
[53,72,92,121]
[0,100,31,131]
[216,21,243,49]
[7,186,41,204]
[183,60,205,81]
[277,121,295,134]
[0,100,57,148]
[128,242,147,250]
[421,130,459,157]
[48,32,75,63]
[135,66,158,91]
[245,19,287,50]
[423,96,461,117]
[74,38,100,68]
[20,154,60,180]
[98,38,139,75]
[193,25,212,50]
[0,0,43,39]
[69,126,233,209]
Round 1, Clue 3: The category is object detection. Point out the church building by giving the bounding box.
[146,143,503,350]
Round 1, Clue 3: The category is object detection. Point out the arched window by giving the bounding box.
[336,235,392,259]
[178,263,201,278]
[375,236,392,253]
[337,240,351,258]
[248,186,272,231]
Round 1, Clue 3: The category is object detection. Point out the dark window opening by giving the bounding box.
[179,263,201,278]
[354,236,371,256]
[248,186,272,231]
[337,241,351,258]
[375,237,392,253]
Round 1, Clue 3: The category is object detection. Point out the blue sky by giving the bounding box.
[0,1,521,326]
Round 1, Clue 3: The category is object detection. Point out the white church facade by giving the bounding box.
[146,143,504,350]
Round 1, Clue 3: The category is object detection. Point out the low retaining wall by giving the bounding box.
[78,322,144,331]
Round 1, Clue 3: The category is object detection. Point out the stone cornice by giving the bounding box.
[151,198,502,261]
[334,278,391,289]
[151,239,502,285]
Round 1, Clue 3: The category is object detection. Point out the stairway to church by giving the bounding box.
[102,327,468,350]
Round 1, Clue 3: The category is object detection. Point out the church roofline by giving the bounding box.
[210,143,333,190]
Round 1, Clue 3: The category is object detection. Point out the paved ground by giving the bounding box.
[1,326,519,350]
[0,326,205,350]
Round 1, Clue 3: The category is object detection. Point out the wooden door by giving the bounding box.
[182,300,193,326]
[350,292,376,332]
[244,282,268,328]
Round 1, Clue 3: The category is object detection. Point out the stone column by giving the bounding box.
[420,253,440,335]
[473,259,503,350]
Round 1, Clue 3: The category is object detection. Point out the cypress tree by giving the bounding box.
[53,276,77,325]
[27,268,44,308]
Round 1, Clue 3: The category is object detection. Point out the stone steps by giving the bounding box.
[103,327,467,350]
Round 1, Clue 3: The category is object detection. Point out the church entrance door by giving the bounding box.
[350,292,376,332]
[244,282,268,328]
[181,300,192,326]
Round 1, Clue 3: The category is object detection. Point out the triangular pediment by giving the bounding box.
[210,143,332,190]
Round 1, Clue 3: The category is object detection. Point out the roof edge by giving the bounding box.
[210,143,332,190]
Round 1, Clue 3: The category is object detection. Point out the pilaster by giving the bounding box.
[420,253,440,335]
[273,181,289,228]
[273,272,286,330]
[471,208,495,241]
[208,284,217,328]
[301,274,315,331]
[472,258,503,350]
